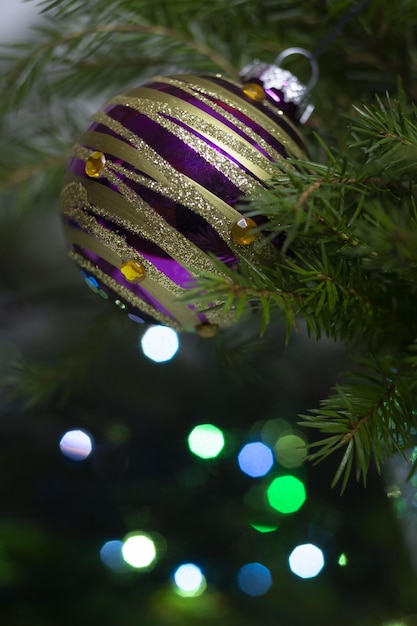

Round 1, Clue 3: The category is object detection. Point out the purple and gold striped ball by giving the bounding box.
[61,73,306,335]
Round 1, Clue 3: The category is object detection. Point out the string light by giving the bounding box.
[100,540,126,571]
[59,429,94,461]
[237,562,272,596]
[173,563,206,597]
[187,424,225,460]
[238,442,274,477]
[140,326,179,362]
[288,543,325,579]
[266,475,306,514]
[122,533,157,569]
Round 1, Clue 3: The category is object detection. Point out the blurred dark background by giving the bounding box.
[2,2,417,625]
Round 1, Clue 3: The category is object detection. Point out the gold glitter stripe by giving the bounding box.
[68,155,278,274]
[70,250,179,329]
[76,130,245,225]
[179,74,306,149]
[65,225,201,330]
[93,110,258,195]
[146,75,305,160]
[79,130,171,185]
[125,79,292,164]
[63,205,183,293]
[101,163,279,267]
[110,91,277,181]
[66,224,121,265]
[62,178,222,277]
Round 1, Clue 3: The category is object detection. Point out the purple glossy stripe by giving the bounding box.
[140,80,290,159]
[199,75,305,151]
[140,81,278,160]
[117,181,238,267]
[107,104,243,204]
[73,244,176,321]
[68,157,87,178]
[65,161,238,281]
[161,113,265,185]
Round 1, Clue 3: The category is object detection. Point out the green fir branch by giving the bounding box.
[2,311,116,411]
[0,18,238,112]
[300,353,417,491]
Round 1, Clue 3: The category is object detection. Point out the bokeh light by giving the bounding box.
[140,326,179,362]
[266,475,306,513]
[188,424,225,460]
[288,543,325,579]
[237,562,272,596]
[338,553,348,567]
[59,429,94,461]
[249,522,278,533]
[261,418,293,447]
[122,533,157,569]
[274,433,307,468]
[100,540,125,571]
[238,442,274,477]
[173,563,206,597]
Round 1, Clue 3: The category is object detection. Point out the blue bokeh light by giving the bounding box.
[100,540,125,571]
[238,442,274,478]
[237,562,272,596]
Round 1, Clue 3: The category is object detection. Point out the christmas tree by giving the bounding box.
[1,1,417,624]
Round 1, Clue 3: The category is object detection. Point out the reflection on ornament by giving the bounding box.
[61,65,308,332]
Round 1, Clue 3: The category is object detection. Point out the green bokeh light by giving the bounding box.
[188,424,225,460]
[266,475,306,514]
[274,433,307,468]
[338,553,348,566]
[249,523,278,533]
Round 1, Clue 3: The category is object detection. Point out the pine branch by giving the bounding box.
[0,16,239,113]
[2,311,116,410]
[2,0,417,491]
[300,352,417,492]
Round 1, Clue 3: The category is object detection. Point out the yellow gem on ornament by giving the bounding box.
[195,323,219,338]
[231,217,258,245]
[85,151,106,178]
[121,260,146,283]
[242,82,266,102]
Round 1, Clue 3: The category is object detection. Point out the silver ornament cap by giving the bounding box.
[240,48,319,123]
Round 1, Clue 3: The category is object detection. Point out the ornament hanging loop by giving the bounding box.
[240,47,319,123]
[274,48,319,97]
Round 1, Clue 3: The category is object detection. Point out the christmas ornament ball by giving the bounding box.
[61,67,308,334]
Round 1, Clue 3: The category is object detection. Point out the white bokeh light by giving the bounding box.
[122,533,157,569]
[59,429,94,461]
[288,543,325,579]
[140,326,179,362]
[173,563,206,597]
